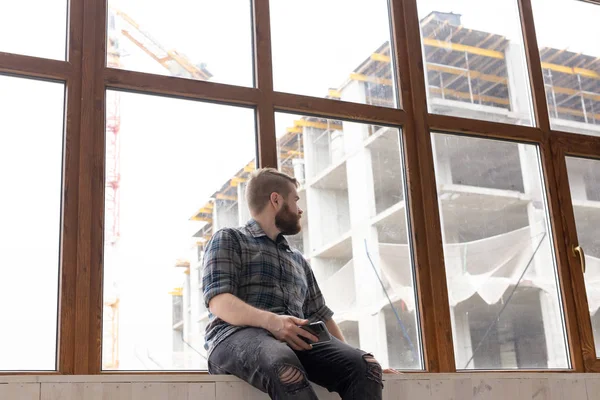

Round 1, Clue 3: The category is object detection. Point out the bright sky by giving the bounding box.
[0,0,598,370]
[0,76,63,370]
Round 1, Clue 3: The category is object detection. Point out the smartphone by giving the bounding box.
[299,321,332,346]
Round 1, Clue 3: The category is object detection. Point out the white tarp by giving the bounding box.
[321,225,600,319]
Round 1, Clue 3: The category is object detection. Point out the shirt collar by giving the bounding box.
[246,219,291,249]
[246,219,267,238]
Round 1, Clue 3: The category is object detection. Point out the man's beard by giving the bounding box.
[275,202,301,236]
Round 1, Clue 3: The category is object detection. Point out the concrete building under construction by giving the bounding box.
[171,11,600,370]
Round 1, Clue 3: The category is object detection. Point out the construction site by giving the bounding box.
[102,10,600,370]
[102,6,213,370]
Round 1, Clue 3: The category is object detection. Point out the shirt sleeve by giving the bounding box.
[202,228,242,308]
[303,260,334,322]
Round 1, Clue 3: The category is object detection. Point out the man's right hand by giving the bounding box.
[263,314,319,351]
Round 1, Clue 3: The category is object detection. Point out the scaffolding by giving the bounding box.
[185,10,600,281]
[177,10,600,370]
[334,12,600,124]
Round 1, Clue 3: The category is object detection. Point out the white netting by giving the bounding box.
[321,225,600,319]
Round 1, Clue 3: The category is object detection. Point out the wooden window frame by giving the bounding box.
[551,133,600,373]
[0,0,597,374]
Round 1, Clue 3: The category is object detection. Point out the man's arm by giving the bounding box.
[209,293,318,351]
[202,229,317,350]
[325,318,345,342]
[209,292,271,328]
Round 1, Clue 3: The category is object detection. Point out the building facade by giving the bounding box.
[171,12,600,370]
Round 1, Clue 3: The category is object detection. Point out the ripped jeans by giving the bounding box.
[208,328,383,400]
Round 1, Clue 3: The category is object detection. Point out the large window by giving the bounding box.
[566,157,600,356]
[432,134,569,369]
[275,114,422,369]
[2,0,600,374]
[532,0,600,136]
[0,1,67,60]
[270,0,399,108]
[107,0,253,86]
[0,75,65,370]
[417,0,534,126]
[102,91,255,370]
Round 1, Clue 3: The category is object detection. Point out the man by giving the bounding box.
[202,168,386,399]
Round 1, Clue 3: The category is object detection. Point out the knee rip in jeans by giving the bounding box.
[363,354,383,386]
[276,364,309,393]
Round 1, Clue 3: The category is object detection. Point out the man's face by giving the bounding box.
[274,185,303,236]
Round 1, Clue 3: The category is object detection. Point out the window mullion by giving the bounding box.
[389,0,456,372]
[252,0,277,168]
[73,0,107,375]
[518,0,551,133]
[57,0,86,375]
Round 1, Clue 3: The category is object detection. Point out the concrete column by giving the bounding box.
[237,182,250,224]
[303,124,330,254]
[566,161,588,201]
[432,134,471,367]
[304,187,322,255]
[305,187,347,252]
[451,305,473,369]
[431,134,453,188]
[300,200,310,256]
[303,120,350,251]
[518,144,568,368]
[341,79,367,104]
[431,135,455,243]
[303,126,330,182]
[342,114,390,367]
[213,199,238,231]
[292,158,306,185]
[188,248,204,367]
[182,272,191,368]
[505,43,533,125]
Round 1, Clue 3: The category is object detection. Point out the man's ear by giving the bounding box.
[270,192,280,207]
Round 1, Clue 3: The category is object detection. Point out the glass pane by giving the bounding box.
[0,1,67,60]
[532,0,600,136]
[417,0,534,126]
[275,113,422,370]
[432,133,569,370]
[0,75,64,370]
[270,0,399,108]
[107,0,253,86]
[103,91,256,370]
[566,156,600,357]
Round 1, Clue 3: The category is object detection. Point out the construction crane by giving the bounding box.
[103,7,212,369]
[107,8,212,80]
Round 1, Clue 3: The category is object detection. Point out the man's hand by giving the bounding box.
[263,314,319,351]
[384,368,401,374]
[208,294,319,351]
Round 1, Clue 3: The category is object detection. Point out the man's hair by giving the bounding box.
[245,168,299,215]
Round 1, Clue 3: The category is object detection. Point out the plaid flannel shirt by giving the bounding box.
[202,219,334,355]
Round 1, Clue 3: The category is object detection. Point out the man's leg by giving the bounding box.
[296,338,383,400]
[208,328,319,400]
